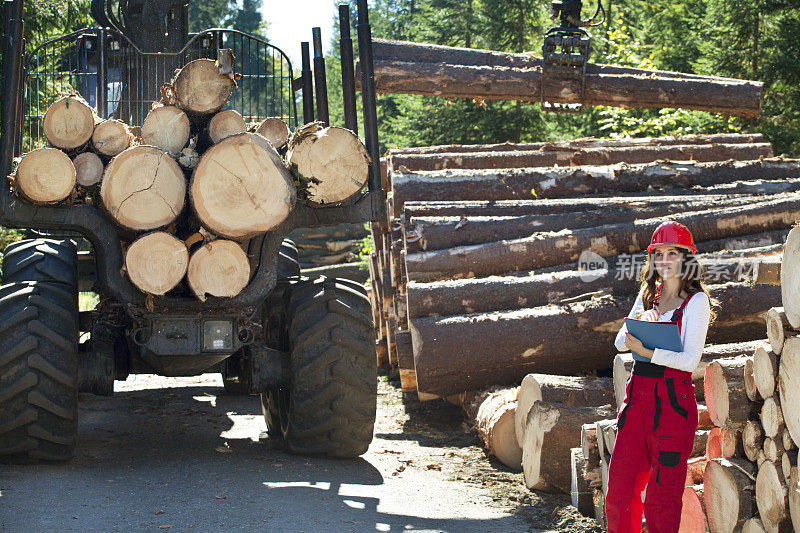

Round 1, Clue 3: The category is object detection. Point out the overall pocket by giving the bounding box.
[655,449,684,487]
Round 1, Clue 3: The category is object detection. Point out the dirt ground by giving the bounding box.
[0,373,601,532]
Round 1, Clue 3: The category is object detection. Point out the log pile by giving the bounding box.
[10,53,370,300]
[368,131,794,394]
[287,223,369,283]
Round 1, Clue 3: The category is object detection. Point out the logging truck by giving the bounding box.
[0,0,384,461]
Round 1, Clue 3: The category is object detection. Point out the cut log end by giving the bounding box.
[141,105,191,156]
[208,109,247,144]
[125,232,189,295]
[92,119,132,157]
[42,94,96,150]
[257,118,291,150]
[187,239,251,301]
[14,147,76,204]
[73,151,104,187]
[172,58,235,115]
[190,132,296,239]
[704,457,756,533]
[100,145,186,231]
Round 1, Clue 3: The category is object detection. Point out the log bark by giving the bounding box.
[778,336,800,448]
[782,226,800,329]
[171,58,234,116]
[396,329,415,392]
[92,119,132,157]
[187,239,251,301]
[125,232,189,295]
[14,148,76,204]
[755,344,781,401]
[514,373,613,447]
[412,282,780,396]
[687,457,708,485]
[581,423,600,469]
[704,457,757,532]
[42,94,97,150]
[73,151,103,187]
[387,133,765,156]
[404,194,800,280]
[744,420,766,462]
[141,105,191,156]
[100,145,185,231]
[404,194,760,252]
[256,118,291,150]
[407,249,772,316]
[521,400,614,493]
[705,354,760,429]
[570,448,595,517]
[287,123,370,206]
[190,132,296,239]
[767,308,793,355]
[359,39,763,116]
[390,143,773,172]
[468,388,522,471]
[756,461,792,532]
[208,109,247,144]
[391,159,800,212]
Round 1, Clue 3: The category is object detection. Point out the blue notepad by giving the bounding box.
[624,318,683,363]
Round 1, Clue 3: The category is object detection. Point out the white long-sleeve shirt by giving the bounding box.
[614,287,711,373]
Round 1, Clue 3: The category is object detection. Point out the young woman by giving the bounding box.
[605,220,719,533]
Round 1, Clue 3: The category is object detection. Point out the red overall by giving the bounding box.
[605,290,699,533]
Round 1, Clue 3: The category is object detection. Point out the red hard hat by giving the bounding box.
[647,221,697,254]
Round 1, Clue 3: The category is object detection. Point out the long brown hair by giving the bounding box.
[638,247,719,324]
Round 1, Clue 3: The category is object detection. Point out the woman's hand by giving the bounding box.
[624,333,649,358]
[639,309,660,322]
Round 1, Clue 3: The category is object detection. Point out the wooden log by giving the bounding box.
[141,105,191,156]
[581,423,600,469]
[759,449,768,467]
[13,148,76,204]
[256,118,291,150]
[177,146,200,170]
[190,132,296,239]
[782,226,800,329]
[467,388,522,471]
[171,57,235,116]
[207,109,247,144]
[754,343,781,400]
[745,356,761,402]
[704,457,757,532]
[680,485,709,533]
[762,396,786,440]
[42,94,97,150]
[125,232,189,295]
[521,400,615,493]
[514,373,613,447]
[391,159,800,212]
[767,308,793,355]
[390,143,773,172]
[755,257,783,286]
[756,461,792,532]
[301,263,369,283]
[778,336,800,447]
[404,195,800,280]
[744,420,766,462]
[92,119,132,157]
[593,488,606,528]
[743,517,768,532]
[387,133,766,156]
[404,194,760,252]
[73,151,103,187]
[570,448,595,517]
[287,123,370,206]
[360,39,763,116]
[789,466,800,532]
[782,450,797,484]
[395,329,415,393]
[705,354,760,429]
[412,283,780,396]
[766,437,787,464]
[784,427,796,451]
[687,457,708,486]
[187,239,250,302]
[375,339,389,370]
[706,426,741,460]
[100,145,185,231]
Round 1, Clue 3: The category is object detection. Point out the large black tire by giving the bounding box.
[277,238,300,281]
[261,277,377,457]
[2,239,78,287]
[0,281,79,463]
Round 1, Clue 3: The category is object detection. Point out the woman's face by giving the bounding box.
[653,245,683,280]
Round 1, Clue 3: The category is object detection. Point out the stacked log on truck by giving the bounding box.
[367,130,796,393]
[287,223,369,283]
[10,51,371,301]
